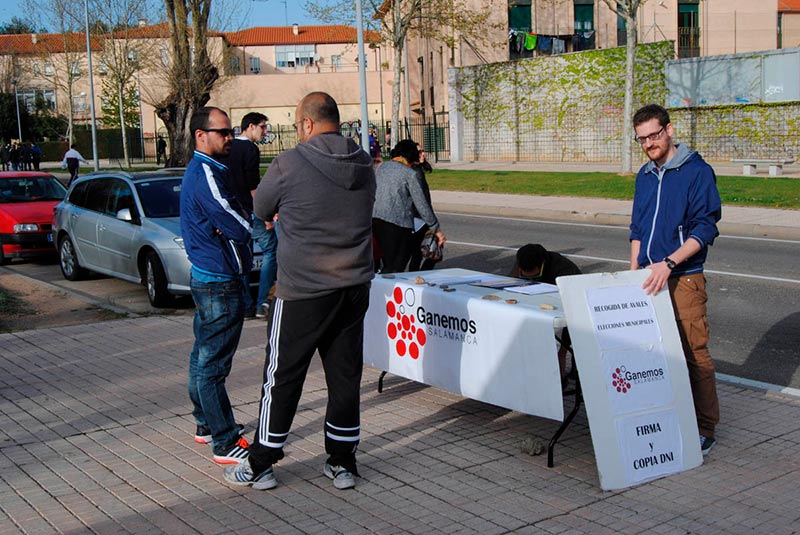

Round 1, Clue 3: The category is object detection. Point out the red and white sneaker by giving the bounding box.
[212,437,250,465]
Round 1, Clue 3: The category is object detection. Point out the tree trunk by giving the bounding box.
[621,12,638,174]
[118,79,130,168]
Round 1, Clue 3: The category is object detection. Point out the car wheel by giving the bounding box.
[59,236,87,281]
[145,251,174,308]
[0,246,8,265]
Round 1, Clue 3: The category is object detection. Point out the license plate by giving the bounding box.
[253,257,262,270]
[47,233,53,242]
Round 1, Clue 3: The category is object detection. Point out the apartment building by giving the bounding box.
[1,22,388,140]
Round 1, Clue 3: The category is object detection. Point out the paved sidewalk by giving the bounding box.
[2,316,800,534]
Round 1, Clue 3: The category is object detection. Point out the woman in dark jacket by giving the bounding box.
[372,140,445,273]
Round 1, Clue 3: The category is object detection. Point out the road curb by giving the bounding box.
[436,203,800,240]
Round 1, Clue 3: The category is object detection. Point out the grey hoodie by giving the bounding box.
[253,132,376,300]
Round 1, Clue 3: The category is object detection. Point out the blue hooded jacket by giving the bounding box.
[629,143,721,276]
[180,150,253,279]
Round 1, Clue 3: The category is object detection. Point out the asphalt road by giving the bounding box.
[4,211,799,390]
[433,212,800,391]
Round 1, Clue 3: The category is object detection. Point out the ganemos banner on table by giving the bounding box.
[364,275,565,421]
[557,270,703,490]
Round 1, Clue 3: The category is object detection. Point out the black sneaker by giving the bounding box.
[700,435,716,456]
[324,463,356,490]
[194,423,246,444]
[212,437,250,465]
[224,463,278,490]
[255,302,270,319]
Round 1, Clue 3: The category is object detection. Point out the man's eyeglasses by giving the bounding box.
[634,127,665,145]
[202,128,234,138]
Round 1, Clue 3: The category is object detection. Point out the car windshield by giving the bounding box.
[0,176,67,203]
[135,178,182,218]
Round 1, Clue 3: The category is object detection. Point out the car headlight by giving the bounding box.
[173,237,185,249]
[13,223,40,232]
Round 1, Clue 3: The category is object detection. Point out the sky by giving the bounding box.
[0,0,341,32]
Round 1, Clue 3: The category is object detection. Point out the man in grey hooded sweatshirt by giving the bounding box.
[224,92,376,491]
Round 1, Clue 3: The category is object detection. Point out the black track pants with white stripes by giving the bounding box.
[249,284,370,475]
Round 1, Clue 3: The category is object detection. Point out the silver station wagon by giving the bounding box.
[52,170,261,307]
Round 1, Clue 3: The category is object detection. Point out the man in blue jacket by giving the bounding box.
[629,104,722,456]
[181,106,253,465]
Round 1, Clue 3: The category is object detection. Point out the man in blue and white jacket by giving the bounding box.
[181,106,253,465]
[629,104,722,456]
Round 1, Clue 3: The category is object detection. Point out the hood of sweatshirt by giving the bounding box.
[643,143,697,174]
[295,132,374,190]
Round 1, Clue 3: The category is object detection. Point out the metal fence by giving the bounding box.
[256,115,451,163]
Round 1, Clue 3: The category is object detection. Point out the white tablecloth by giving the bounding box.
[364,269,566,421]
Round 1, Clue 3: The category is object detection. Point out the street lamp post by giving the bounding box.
[12,79,22,141]
[355,0,370,153]
[84,0,100,171]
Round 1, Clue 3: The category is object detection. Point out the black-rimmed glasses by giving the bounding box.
[202,128,235,138]
[634,127,665,145]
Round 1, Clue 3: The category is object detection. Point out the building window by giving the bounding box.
[678,1,700,58]
[617,14,627,47]
[69,61,82,76]
[18,88,56,112]
[229,55,240,73]
[331,54,342,71]
[574,0,594,31]
[160,46,170,67]
[249,56,260,73]
[275,44,316,68]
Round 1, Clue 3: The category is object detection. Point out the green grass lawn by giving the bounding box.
[426,170,800,209]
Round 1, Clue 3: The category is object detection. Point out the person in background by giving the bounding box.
[407,144,438,272]
[629,103,721,456]
[30,142,42,171]
[61,144,89,185]
[1,143,10,171]
[156,135,168,166]
[180,106,252,466]
[222,111,276,320]
[372,139,445,273]
[511,243,581,383]
[224,92,375,491]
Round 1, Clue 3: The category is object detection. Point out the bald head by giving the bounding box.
[299,92,339,126]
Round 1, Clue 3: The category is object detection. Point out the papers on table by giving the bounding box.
[504,282,560,295]
[417,273,505,287]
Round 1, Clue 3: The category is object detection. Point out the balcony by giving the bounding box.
[678,27,701,58]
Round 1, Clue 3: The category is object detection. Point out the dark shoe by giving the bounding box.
[194,423,245,444]
[324,463,356,490]
[700,435,716,456]
[224,463,278,490]
[255,302,270,319]
[244,308,257,320]
[212,437,250,465]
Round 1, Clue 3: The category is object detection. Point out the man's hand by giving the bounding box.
[264,221,275,231]
[642,261,671,296]
[434,228,446,245]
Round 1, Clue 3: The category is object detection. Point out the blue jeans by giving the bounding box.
[252,216,278,307]
[188,276,246,454]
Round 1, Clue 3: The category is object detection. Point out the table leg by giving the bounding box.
[378,370,388,393]
[547,379,582,468]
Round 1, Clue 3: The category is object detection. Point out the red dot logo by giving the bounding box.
[386,285,427,361]
[611,366,631,394]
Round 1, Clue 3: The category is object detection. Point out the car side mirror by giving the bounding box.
[116,208,134,222]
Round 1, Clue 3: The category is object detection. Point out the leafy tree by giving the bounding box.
[600,0,650,174]
[0,17,41,35]
[100,78,139,128]
[0,93,31,141]
[155,0,219,166]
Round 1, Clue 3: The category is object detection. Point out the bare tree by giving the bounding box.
[600,0,649,174]
[155,0,219,166]
[91,0,156,167]
[307,0,499,148]
[24,0,89,144]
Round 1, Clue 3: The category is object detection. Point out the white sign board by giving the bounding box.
[557,270,703,490]
[364,272,565,421]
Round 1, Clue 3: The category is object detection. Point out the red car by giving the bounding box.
[0,171,68,264]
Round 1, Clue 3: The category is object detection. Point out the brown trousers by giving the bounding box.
[668,274,719,438]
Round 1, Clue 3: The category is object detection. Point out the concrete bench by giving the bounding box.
[731,158,795,177]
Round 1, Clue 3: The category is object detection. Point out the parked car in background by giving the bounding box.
[0,171,68,264]
[52,170,262,308]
